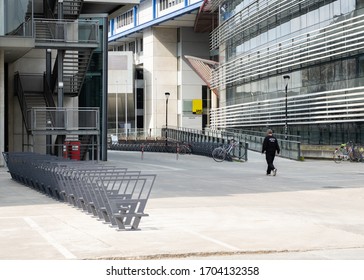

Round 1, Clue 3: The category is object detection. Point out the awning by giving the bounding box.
[194,0,218,33]
[184,55,219,96]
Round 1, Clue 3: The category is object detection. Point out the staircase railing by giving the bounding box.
[43,73,57,128]
[5,18,33,37]
[14,72,30,133]
[44,0,57,19]
[43,74,56,108]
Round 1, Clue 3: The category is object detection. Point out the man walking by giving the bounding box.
[262,129,280,176]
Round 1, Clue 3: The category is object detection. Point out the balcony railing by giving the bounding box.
[0,0,33,37]
[27,107,100,132]
[34,18,99,45]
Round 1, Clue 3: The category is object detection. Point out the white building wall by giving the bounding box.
[138,0,154,25]
[158,2,185,17]
[108,51,135,133]
[108,52,134,94]
[0,50,4,166]
[143,27,178,137]
[189,0,202,4]
[179,27,210,130]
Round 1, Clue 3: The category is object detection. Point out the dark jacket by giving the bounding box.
[262,134,280,154]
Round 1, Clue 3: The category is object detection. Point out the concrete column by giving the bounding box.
[143,27,178,137]
[101,16,108,161]
[57,0,64,107]
[0,50,5,166]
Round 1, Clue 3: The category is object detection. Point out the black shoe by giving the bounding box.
[273,169,277,176]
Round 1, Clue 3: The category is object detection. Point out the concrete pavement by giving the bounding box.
[0,150,364,260]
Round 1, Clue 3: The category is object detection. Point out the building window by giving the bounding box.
[159,0,183,11]
[129,41,135,53]
[182,100,192,115]
[116,10,133,28]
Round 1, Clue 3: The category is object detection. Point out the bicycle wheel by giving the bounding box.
[333,149,343,163]
[212,147,226,162]
[358,146,364,162]
[179,145,187,155]
[239,149,246,161]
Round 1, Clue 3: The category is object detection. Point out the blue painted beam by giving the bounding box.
[109,1,203,42]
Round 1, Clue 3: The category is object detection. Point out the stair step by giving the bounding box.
[54,0,83,19]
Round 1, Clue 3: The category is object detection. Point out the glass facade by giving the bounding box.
[0,0,33,37]
[79,17,108,160]
[210,0,364,145]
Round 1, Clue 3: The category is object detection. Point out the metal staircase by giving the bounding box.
[52,49,94,97]
[34,18,97,96]
[33,0,97,97]
[48,0,84,20]
[34,20,54,41]
[14,1,100,157]
[15,73,56,134]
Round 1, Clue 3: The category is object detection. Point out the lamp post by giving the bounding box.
[165,92,170,146]
[283,75,290,140]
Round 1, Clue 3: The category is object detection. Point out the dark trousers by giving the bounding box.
[265,153,276,174]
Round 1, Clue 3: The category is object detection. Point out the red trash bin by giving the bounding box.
[68,141,81,160]
[63,141,81,160]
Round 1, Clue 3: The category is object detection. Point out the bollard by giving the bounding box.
[176,143,179,160]
[244,142,249,161]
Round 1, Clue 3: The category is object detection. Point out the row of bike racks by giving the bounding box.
[2,152,156,230]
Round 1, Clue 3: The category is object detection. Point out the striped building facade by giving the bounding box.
[210,0,364,145]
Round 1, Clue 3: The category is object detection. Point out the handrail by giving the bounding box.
[43,73,57,128]
[34,18,99,44]
[43,73,56,108]
[44,0,56,19]
[27,107,100,131]
[3,18,33,37]
[14,72,30,132]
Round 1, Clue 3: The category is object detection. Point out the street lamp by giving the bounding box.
[283,75,290,140]
[165,92,170,145]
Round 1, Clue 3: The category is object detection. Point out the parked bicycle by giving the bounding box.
[177,142,192,155]
[333,141,364,163]
[212,139,242,162]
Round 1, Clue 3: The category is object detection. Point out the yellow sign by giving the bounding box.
[192,99,203,114]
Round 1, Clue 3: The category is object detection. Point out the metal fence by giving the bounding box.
[165,127,301,161]
[108,127,300,161]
